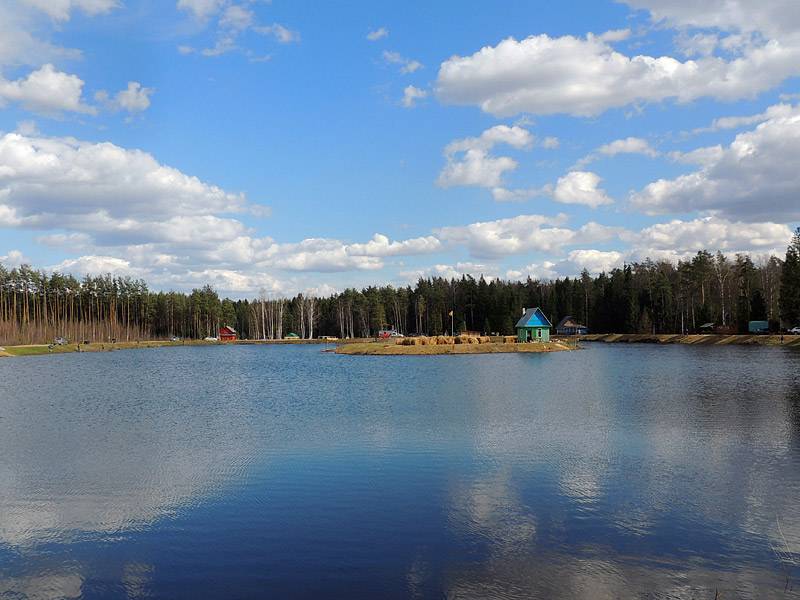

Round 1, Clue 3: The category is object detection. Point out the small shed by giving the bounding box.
[555,316,588,336]
[748,320,769,334]
[219,326,237,342]
[516,307,552,342]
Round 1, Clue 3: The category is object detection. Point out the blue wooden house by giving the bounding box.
[516,307,552,342]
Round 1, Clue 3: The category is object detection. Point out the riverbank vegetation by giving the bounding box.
[0,339,217,358]
[2,229,799,345]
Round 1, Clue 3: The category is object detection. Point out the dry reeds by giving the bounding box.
[400,335,500,346]
[397,335,502,346]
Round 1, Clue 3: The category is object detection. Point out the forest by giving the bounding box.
[2,228,799,346]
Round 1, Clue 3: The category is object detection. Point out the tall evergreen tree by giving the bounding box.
[3,239,798,344]
[780,227,800,327]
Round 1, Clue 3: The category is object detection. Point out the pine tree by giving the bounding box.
[780,227,800,327]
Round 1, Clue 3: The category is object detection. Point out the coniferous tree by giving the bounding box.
[3,241,799,344]
[780,227,800,327]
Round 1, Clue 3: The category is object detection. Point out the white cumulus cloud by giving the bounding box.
[347,233,441,257]
[95,81,155,114]
[553,171,613,208]
[0,64,95,116]
[22,0,119,21]
[631,110,800,220]
[367,27,388,42]
[255,23,301,44]
[435,32,800,117]
[437,125,533,189]
[506,261,558,281]
[383,50,423,74]
[0,132,251,242]
[566,249,625,274]
[177,0,224,19]
[435,214,619,259]
[620,0,800,39]
[402,85,428,108]
[574,136,659,168]
[179,1,300,58]
[626,217,793,261]
[693,102,795,133]
[0,249,28,267]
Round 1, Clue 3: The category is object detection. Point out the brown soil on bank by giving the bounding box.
[579,333,800,346]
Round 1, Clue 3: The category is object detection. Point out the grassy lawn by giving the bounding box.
[0,339,220,358]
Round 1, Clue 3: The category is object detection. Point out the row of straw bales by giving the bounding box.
[397,335,510,346]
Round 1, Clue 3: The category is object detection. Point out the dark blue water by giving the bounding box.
[1,343,799,599]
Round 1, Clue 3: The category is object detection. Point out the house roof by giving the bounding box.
[515,307,552,329]
[556,316,585,329]
[220,326,237,333]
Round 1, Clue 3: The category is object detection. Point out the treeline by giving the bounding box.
[2,229,799,345]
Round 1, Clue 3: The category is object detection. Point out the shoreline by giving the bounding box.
[4,333,798,358]
[334,340,574,355]
[579,333,800,346]
[0,337,372,358]
[0,339,220,358]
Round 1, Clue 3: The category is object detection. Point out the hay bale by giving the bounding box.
[479,336,492,344]
[467,336,478,344]
[503,335,517,344]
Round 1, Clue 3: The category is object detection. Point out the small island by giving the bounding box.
[334,338,574,355]
[336,306,574,355]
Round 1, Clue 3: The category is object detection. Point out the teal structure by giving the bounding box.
[516,307,552,342]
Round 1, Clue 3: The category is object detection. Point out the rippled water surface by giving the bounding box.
[1,343,800,599]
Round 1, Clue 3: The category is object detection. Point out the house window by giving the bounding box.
[537,329,542,338]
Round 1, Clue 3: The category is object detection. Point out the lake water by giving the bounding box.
[1,343,799,599]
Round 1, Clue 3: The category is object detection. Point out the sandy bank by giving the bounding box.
[335,340,574,355]
[580,333,800,346]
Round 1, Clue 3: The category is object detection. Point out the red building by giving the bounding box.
[219,326,237,342]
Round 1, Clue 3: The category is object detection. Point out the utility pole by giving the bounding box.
[451,281,455,336]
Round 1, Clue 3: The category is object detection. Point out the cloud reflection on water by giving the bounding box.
[0,345,798,598]
[439,346,800,597]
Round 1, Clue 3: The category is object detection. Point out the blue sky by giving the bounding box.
[1,0,799,296]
